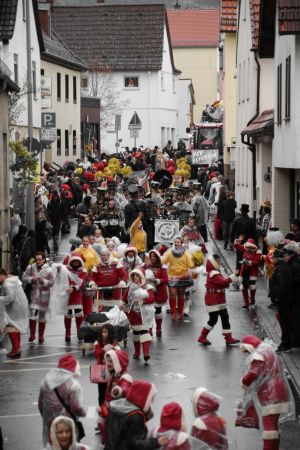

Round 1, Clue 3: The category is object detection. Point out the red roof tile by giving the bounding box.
[241,110,274,137]
[220,0,237,32]
[278,0,300,35]
[167,9,220,47]
[249,0,261,49]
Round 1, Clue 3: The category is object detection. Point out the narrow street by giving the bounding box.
[1,229,299,450]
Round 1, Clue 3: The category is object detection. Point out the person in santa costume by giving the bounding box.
[238,335,295,450]
[233,238,261,309]
[97,349,133,442]
[105,380,169,450]
[121,245,143,275]
[0,268,28,358]
[47,416,90,450]
[38,353,86,447]
[150,401,208,450]
[191,387,228,450]
[90,247,127,309]
[197,254,239,346]
[63,253,87,342]
[162,237,194,321]
[143,250,168,337]
[23,251,55,343]
[121,269,155,362]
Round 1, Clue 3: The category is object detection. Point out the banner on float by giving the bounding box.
[154,219,180,243]
[192,149,219,165]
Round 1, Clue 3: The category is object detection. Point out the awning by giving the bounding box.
[241,109,274,137]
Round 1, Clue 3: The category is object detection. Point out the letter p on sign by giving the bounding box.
[41,112,56,128]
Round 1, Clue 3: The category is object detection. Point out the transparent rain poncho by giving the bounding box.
[49,264,70,315]
[0,275,28,332]
[237,339,295,428]
[150,429,212,450]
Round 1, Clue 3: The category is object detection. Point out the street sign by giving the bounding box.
[130,129,139,138]
[115,114,121,131]
[128,111,142,130]
[41,127,57,143]
[115,142,120,147]
[41,112,56,128]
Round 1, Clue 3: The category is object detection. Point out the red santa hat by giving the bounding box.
[58,354,80,376]
[68,252,85,267]
[244,239,257,250]
[105,349,128,376]
[126,380,157,412]
[205,255,220,272]
[240,335,261,353]
[158,402,187,432]
[155,243,170,256]
[192,388,220,417]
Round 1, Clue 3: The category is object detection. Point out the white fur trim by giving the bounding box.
[262,402,291,416]
[145,269,155,280]
[134,288,149,300]
[74,361,81,377]
[121,373,133,383]
[156,279,161,285]
[176,432,189,446]
[143,384,157,412]
[106,350,122,375]
[192,387,207,416]
[240,343,255,353]
[132,333,141,342]
[206,304,227,313]
[116,261,124,269]
[130,268,146,285]
[206,325,214,331]
[140,333,152,343]
[262,430,279,439]
[208,255,219,270]
[222,330,232,334]
[193,418,207,431]
[209,270,220,278]
[252,351,265,362]
[249,276,258,280]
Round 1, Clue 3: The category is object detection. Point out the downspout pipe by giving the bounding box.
[241,49,261,220]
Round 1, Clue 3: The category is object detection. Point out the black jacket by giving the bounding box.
[230,214,257,243]
[105,399,160,450]
[269,261,293,304]
[286,256,300,305]
[221,198,237,223]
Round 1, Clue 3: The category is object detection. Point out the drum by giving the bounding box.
[100,219,109,227]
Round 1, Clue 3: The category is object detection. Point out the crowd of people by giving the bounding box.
[1,143,300,449]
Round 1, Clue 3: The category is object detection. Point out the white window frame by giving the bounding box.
[124,76,140,90]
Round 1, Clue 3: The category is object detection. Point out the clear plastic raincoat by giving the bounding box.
[0,275,28,332]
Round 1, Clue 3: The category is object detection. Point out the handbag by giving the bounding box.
[54,388,86,441]
[90,364,109,384]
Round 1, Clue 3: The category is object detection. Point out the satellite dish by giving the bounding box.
[152,170,173,189]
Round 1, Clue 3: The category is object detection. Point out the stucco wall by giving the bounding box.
[0,92,10,269]
[223,33,237,166]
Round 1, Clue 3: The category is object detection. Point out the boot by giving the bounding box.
[169,297,177,320]
[142,341,150,362]
[28,319,37,342]
[223,332,240,346]
[133,340,141,359]
[177,295,185,320]
[242,289,249,308]
[155,318,162,337]
[64,316,72,343]
[75,315,83,340]
[197,327,212,345]
[38,322,46,343]
[250,290,256,306]
[7,332,21,358]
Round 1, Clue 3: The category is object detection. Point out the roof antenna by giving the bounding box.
[174,0,181,8]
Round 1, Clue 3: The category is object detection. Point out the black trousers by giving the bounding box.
[199,225,208,243]
[278,303,293,346]
[207,308,231,330]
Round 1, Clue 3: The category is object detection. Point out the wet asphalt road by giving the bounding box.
[0,228,300,450]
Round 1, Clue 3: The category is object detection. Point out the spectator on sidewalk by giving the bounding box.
[47,190,63,251]
[221,191,236,250]
[230,204,257,270]
[290,219,300,242]
[191,186,209,243]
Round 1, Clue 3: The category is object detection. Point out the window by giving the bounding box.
[285,56,291,120]
[161,72,165,91]
[73,76,77,103]
[65,130,69,156]
[277,64,282,124]
[41,69,44,76]
[73,130,77,155]
[13,54,18,85]
[124,76,139,88]
[57,73,61,100]
[81,77,88,88]
[32,61,36,98]
[57,129,61,156]
[22,0,26,21]
[65,75,69,102]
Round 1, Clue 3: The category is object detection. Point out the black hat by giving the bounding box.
[240,204,250,213]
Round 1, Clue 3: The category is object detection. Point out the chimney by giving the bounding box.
[38,2,51,36]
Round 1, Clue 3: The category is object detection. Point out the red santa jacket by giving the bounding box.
[123,283,155,326]
[91,258,128,306]
[104,349,133,404]
[66,267,87,307]
[143,254,168,304]
[233,243,261,279]
[242,343,290,416]
[94,342,120,365]
[204,259,231,312]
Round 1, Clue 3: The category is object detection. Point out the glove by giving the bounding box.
[229,273,238,282]
[118,280,127,288]
[242,259,251,265]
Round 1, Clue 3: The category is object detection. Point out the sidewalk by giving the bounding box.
[208,222,300,395]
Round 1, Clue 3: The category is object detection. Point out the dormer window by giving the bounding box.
[124,76,139,88]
